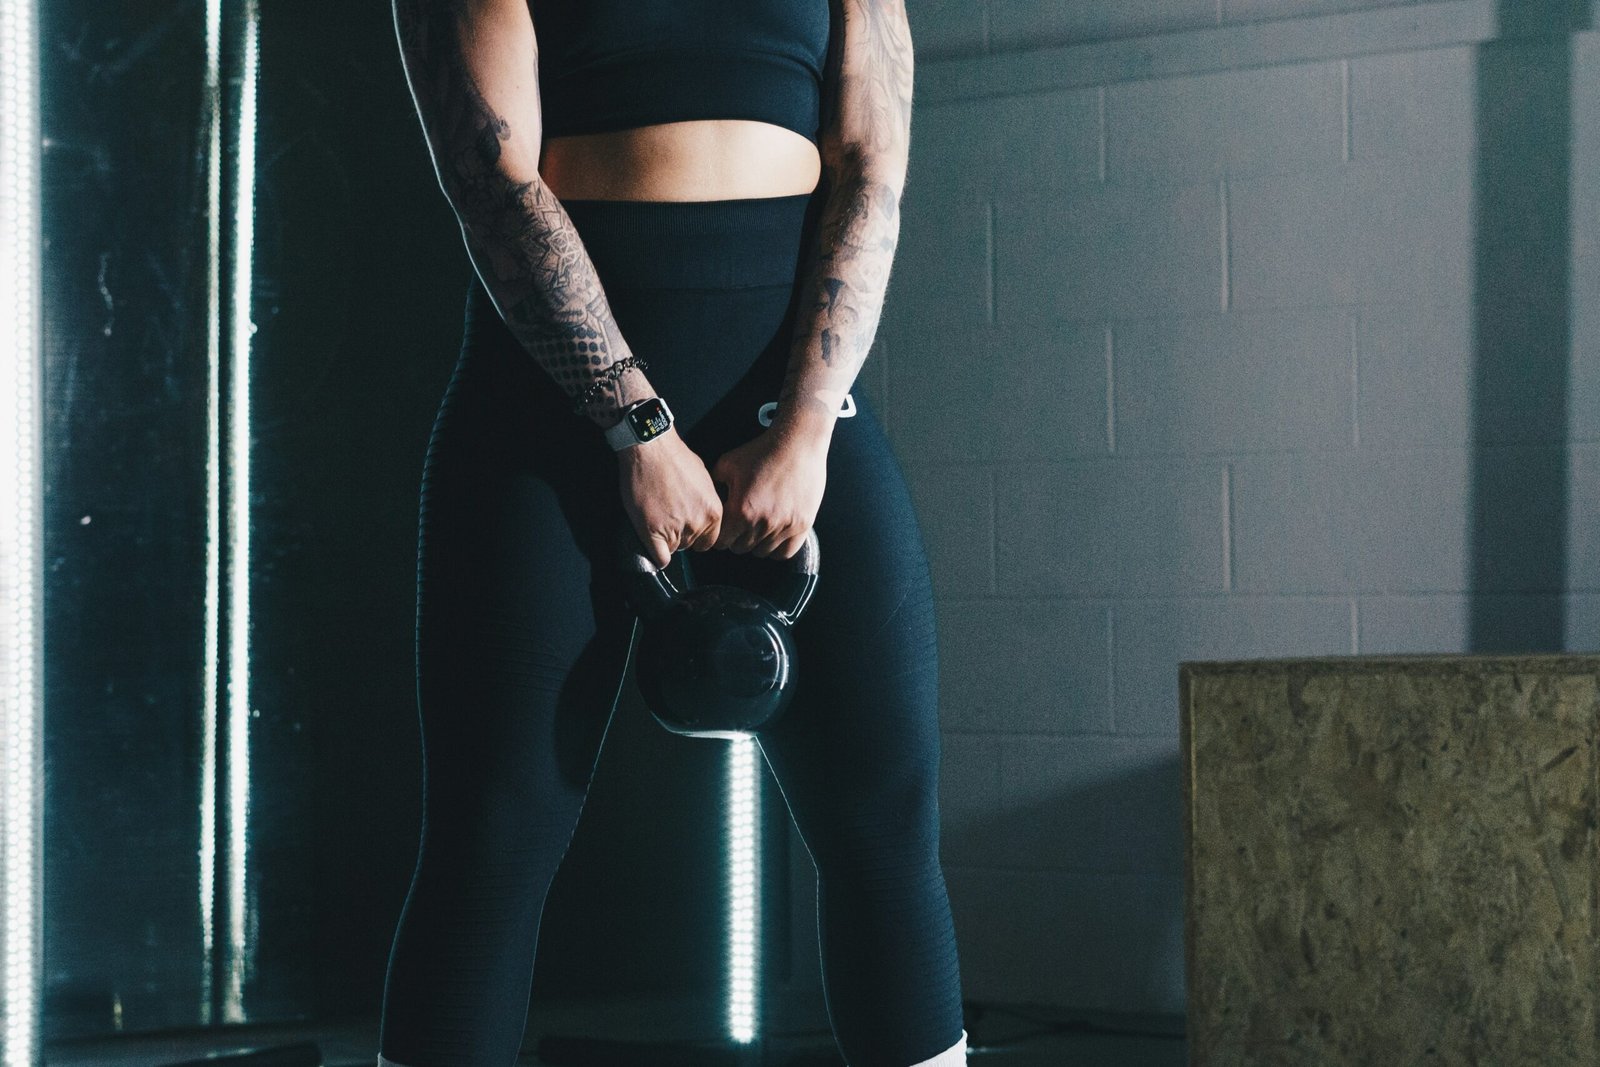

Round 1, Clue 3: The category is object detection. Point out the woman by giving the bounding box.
[378,1,966,1064]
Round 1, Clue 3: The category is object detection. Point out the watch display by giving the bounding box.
[627,396,672,443]
[604,395,675,450]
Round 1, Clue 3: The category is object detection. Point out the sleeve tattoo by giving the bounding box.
[392,0,654,427]
[775,0,914,430]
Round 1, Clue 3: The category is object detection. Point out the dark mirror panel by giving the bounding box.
[42,0,213,1039]
[43,0,786,1048]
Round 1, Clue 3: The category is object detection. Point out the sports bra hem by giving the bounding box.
[540,47,822,146]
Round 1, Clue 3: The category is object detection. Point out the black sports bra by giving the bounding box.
[530,0,833,146]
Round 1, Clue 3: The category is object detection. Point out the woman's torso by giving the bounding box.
[539,120,821,202]
[529,0,829,202]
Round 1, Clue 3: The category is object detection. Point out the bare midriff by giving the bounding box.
[537,119,822,202]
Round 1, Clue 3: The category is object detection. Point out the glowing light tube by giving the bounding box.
[222,0,260,1024]
[200,0,260,1024]
[0,0,41,1062]
[199,0,224,1024]
[727,737,760,1043]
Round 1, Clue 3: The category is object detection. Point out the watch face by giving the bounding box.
[627,397,672,442]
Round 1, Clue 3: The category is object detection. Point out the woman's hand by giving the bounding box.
[710,429,829,558]
[617,427,724,570]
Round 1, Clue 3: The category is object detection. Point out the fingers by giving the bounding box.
[686,513,721,552]
[751,526,790,558]
[673,506,808,558]
[648,521,803,566]
[774,532,807,560]
[726,515,765,554]
[656,513,722,563]
[734,518,810,558]
[713,505,806,555]
[702,454,808,556]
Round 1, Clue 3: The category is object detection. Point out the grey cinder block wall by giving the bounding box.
[808,0,1600,1018]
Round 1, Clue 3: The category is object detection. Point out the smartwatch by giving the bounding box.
[604,396,675,451]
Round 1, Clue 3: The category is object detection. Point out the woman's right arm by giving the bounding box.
[392,0,726,566]
[391,0,650,429]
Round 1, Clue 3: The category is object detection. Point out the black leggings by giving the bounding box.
[379,192,964,1067]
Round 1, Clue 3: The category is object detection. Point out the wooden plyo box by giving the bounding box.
[1180,655,1600,1066]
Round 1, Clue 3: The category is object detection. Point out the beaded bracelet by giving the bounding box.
[570,355,650,415]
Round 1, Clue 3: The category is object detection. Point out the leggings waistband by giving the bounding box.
[557,191,818,290]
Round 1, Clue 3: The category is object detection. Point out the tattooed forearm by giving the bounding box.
[777,157,901,423]
[392,0,654,426]
[774,0,914,438]
[454,160,645,421]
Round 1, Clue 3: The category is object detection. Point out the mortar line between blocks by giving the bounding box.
[1105,324,1116,453]
[1097,86,1108,182]
[1340,58,1352,163]
[1106,605,1117,732]
[984,199,996,325]
[987,467,997,596]
[1222,463,1234,593]
[1219,177,1232,313]
[1350,312,1360,448]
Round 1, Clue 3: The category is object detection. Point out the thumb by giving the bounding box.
[648,534,673,571]
[714,454,747,502]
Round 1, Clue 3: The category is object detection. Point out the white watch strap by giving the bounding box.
[604,407,639,450]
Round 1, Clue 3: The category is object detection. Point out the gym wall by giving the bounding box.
[869,0,1599,1018]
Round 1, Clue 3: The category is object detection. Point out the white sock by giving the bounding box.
[905,1027,968,1067]
[379,1031,971,1067]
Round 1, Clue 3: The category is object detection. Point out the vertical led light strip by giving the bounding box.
[727,738,760,1043]
[222,0,260,1023]
[0,0,40,1062]
[200,0,259,1025]
[198,0,224,1026]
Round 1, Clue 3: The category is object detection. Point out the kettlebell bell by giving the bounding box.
[618,515,821,740]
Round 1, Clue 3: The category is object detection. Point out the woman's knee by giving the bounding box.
[421,770,589,870]
[802,752,945,876]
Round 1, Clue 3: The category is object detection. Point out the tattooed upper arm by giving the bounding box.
[821,0,914,184]
[388,0,655,424]
[392,0,543,204]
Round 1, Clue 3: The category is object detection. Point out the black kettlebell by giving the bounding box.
[618,515,820,740]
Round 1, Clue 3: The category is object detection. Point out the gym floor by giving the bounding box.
[42,994,1187,1066]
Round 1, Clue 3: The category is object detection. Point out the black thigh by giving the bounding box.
[683,382,944,868]
[412,333,636,853]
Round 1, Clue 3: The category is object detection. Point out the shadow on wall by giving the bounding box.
[943,754,1186,1013]
[1467,2,1580,651]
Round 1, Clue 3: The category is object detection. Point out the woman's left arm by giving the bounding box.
[710,0,912,556]
[768,0,914,451]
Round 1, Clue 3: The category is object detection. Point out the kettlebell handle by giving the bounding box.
[617,515,820,624]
